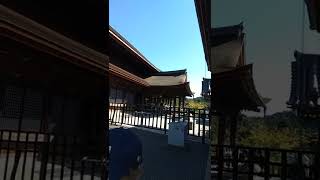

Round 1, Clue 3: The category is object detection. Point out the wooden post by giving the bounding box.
[178,97,181,121]
[218,114,226,146]
[169,98,172,121]
[230,111,239,147]
[318,127,320,144]
[173,97,177,122]
[10,86,26,180]
[217,114,226,180]
[209,74,215,180]
[111,88,118,123]
[280,151,286,180]
[39,135,50,180]
[182,97,185,108]
[121,104,125,125]
[248,149,254,180]
[40,89,49,133]
[202,110,206,144]
[232,146,239,180]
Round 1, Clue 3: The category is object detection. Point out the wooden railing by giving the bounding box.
[0,129,106,180]
[210,144,320,180]
[109,103,211,143]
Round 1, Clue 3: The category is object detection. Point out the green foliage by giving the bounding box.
[185,98,209,109]
[237,117,311,150]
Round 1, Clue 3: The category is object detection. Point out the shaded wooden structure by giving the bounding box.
[206,23,264,148]
[195,17,267,146]
[288,51,320,118]
[201,78,211,101]
[305,0,320,32]
[194,1,271,179]
[0,1,108,178]
[287,51,320,148]
[109,27,192,109]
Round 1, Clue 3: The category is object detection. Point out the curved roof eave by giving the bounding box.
[146,82,193,97]
[212,64,266,111]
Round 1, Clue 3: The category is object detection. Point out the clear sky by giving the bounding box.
[110,0,320,115]
[109,0,210,99]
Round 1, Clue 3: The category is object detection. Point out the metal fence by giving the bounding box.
[0,129,106,180]
[109,103,211,143]
[211,144,320,180]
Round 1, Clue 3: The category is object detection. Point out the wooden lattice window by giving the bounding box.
[0,86,43,131]
[2,85,24,119]
[0,85,4,113]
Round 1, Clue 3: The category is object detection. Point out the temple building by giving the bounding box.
[287,0,320,141]
[201,78,211,100]
[194,0,269,178]
[288,0,320,118]
[288,51,320,119]
[1,0,108,139]
[109,26,193,108]
[0,1,108,178]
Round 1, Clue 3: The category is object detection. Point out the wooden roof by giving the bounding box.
[194,0,211,67]
[152,69,186,76]
[109,64,193,96]
[305,0,320,32]
[210,23,244,47]
[108,27,191,96]
[145,83,193,97]
[1,0,107,54]
[212,64,266,112]
[109,26,160,73]
[109,63,149,87]
[287,51,320,111]
[0,5,108,75]
[210,34,244,73]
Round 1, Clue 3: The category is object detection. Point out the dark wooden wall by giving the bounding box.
[0,37,108,148]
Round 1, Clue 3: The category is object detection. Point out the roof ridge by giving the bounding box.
[109,26,160,72]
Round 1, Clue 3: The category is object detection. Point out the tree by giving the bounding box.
[185,98,209,109]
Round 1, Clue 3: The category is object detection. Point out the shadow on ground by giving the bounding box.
[110,125,209,180]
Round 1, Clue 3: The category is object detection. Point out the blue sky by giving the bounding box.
[110,0,320,114]
[110,0,210,98]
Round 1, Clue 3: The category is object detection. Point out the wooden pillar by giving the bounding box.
[178,97,181,120]
[209,73,215,180]
[230,111,240,147]
[182,97,185,108]
[318,127,320,144]
[122,90,126,104]
[10,85,27,180]
[173,97,177,121]
[111,88,118,122]
[217,113,226,180]
[114,88,118,104]
[217,114,226,146]
[40,88,49,133]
